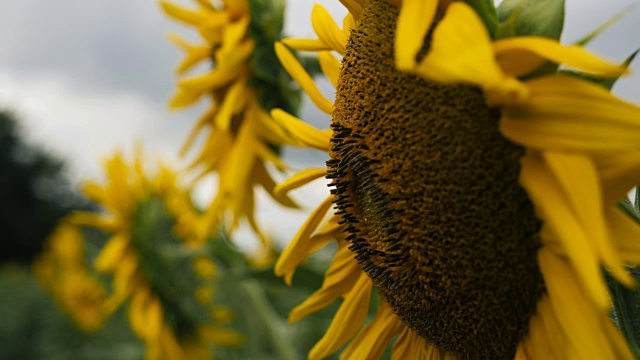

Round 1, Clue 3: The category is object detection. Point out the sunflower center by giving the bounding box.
[327,1,545,359]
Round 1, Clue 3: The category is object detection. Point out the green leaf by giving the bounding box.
[619,198,640,224]
[609,198,640,358]
[461,0,498,37]
[496,0,564,40]
[606,269,640,359]
[246,0,301,115]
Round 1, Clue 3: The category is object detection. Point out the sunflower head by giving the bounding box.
[328,1,544,357]
[160,0,302,246]
[58,150,242,357]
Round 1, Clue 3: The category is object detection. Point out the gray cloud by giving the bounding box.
[0,1,185,103]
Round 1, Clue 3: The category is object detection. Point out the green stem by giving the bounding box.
[239,280,297,360]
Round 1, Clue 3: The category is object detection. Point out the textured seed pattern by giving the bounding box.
[327,1,545,359]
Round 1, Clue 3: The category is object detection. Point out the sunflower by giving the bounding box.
[159,0,302,245]
[33,223,107,332]
[65,150,241,360]
[273,0,640,359]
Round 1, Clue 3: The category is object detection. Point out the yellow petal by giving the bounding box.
[318,51,341,88]
[179,104,216,157]
[169,88,203,109]
[596,152,640,205]
[160,1,208,25]
[395,0,437,70]
[340,301,404,359]
[167,33,211,74]
[256,142,288,171]
[146,296,164,340]
[199,325,244,347]
[340,0,362,21]
[391,326,429,359]
[65,211,118,233]
[271,108,331,151]
[519,153,609,309]
[274,168,327,197]
[219,16,251,56]
[178,51,249,94]
[253,105,297,146]
[542,152,634,287]
[288,245,361,322]
[607,207,640,265]
[160,324,186,360]
[194,0,214,10]
[538,249,620,359]
[274,43,334,115]
[275,196,333,282]
[417,3,503,88]
[308,274,373,360]
[529,296,569,358]
[103,254,138,314]
[82,182,107,204]
[215,78,246,131]
[219,113,257,214]
[494,36,626,78]
[311,4,347,55]
[221,0,248,20]
[197,12,230,44]
[253,161,299,209]
[501,75,640,152]
[281,38,331,52]
[94,234,129,272]
[128,287,151,339]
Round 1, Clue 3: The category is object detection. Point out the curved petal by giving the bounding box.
[308,274,373,360]
[289,244,361,322]
[519,153,610,309]
[275,196,334,283]
[340,301,404,359]
[311,4,347,55]
[501,75,640,152]
[271,108,331,151]
[274,168,327,196]
[395,0,438,70]
[275,43,334,115]
[494,37,626,78]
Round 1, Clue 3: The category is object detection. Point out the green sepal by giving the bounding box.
[496,0,565,40]
[461,0,498,38]
[574,6,631,46]
[559,50,638,91]
[247,0,301,115]
[611,198,640,359]
[132,197,219,337]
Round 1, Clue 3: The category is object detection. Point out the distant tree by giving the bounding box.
[0,110,87,263]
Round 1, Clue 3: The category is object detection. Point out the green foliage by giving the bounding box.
[496,0,564,40]
[461,0,498,37]
[0,110,88,264]
[132,197,215,337]
[248,0,301,115]
[611,198,640,359]
[0,265,144,360]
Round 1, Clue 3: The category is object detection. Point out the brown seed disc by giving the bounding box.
[327,1,545,359]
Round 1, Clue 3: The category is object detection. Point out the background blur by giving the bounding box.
[0,0,639,358]
[0,0,639,245]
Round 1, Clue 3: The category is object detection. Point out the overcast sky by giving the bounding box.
[0,0,638,247]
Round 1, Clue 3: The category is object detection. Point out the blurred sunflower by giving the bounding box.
[159,0,302,245]
[64,150,241,360]
[33,223,107,332]
[273,0,640,359]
